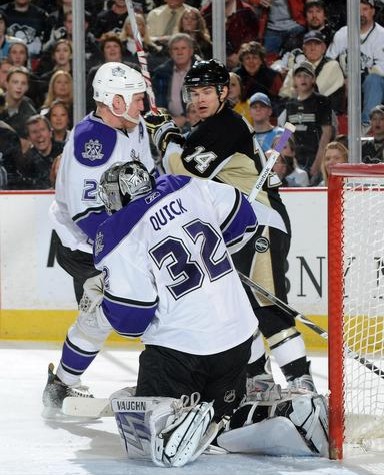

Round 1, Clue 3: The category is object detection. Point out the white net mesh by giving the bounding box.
[342,176,384,447]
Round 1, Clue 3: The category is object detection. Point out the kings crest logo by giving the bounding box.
[82,139,104,161]
[112,66,125,77]
[94,231,104,257]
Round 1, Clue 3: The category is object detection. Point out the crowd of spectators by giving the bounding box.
[0,0,383,190]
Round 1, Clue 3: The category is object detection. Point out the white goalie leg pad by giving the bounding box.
[217,416,314,456]
[111,395,178,463]
[279,393,329,457]
[153,394,216,467]
[217,393,328,457]
[111,393,216,467]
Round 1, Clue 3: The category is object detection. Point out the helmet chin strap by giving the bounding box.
[110,106,140,125]
[109,97,140,125]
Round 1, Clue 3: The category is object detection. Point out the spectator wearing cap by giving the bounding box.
[278,60,333,181]
[327,0,384,133]
[249,91,284,151]
[0,0,50,64]
[279,30,345,114]
[0,11,23,61]
[362,105,384,162]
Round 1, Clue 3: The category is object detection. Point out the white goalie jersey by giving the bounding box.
[93,174,259,355]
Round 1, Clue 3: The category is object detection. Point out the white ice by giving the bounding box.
[1,341,384,475]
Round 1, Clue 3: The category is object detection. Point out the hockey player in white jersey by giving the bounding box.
[87,161,328,467]
[42,62,155,414]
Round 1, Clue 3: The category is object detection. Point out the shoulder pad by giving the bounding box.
[74,116,117,167]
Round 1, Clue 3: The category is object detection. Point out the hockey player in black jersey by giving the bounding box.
[145,59,316,396]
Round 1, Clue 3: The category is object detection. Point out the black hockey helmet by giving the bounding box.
[182,59,230,103]
[99,161,154,215]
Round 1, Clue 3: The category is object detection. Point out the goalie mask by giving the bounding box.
[92,62,146,124]
[182,59,230,104]
[99,161,154,215]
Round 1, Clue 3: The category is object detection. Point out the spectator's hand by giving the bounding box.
[144,108,185,152]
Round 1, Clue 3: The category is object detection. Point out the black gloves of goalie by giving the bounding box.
[144,108,185,153]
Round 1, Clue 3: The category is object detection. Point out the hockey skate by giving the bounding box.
[288,373,316,394]
[246,373,282,401]
[42,363,93,418]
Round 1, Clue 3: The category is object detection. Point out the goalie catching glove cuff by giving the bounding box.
[144,108,185,153]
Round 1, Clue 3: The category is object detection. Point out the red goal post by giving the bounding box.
[328,163,384,460]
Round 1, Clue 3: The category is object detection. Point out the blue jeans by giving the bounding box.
[263,25,305,54]
[362,73,384,124]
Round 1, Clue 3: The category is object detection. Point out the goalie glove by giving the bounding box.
[144,108,185,153]
[79,273,104,314]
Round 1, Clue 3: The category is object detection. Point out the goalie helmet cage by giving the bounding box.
[328,163,384,460]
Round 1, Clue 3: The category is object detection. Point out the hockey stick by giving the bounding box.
[125,0,158,113]
[248,122,296,203]
[62,397,113,418]
[238,271,384,380]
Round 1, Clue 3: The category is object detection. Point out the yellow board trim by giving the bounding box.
[0,310,143,347]
[0,309,328,351]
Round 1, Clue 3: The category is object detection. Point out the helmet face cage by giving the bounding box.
[98,162,125,215]
[99,161,153,215]
[118,162,153,202]
[182,59,230,103]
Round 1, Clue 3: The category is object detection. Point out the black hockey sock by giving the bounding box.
[246,354,268,378]
[281,357,310,381]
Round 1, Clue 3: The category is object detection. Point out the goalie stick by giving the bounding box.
[238,271,384,381]
[62,396,113,418]
[125,0,158,114]
[247,122,296,203]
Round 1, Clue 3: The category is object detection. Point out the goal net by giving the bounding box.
[328,164,384,459]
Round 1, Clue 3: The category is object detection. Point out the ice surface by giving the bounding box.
[1,341,383,475]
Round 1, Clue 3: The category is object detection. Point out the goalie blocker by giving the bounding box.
[110,389,329,466]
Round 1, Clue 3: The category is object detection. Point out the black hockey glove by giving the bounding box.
[144,108,185,153]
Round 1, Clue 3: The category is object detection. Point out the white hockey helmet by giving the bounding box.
[92,62,146,110]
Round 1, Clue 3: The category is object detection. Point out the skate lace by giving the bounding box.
[66,385,93,398]
[288,374,316,393]
[247,374,282,401]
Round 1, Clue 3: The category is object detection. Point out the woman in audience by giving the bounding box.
[41,70,73,127]
[40,39,72,80]
[7,41,29,68]
[234,41,283,118]
[178,8,212,59]
[319,140,348,185]
[228,72,251,123]
[45,99,71,143]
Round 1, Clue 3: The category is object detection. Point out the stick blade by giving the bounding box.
[62,397,113,418]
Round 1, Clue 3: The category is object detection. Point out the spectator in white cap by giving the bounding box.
[278,60,333,182]
[279,30,345,114]
[327,0,384,133]
[249,91,284,152]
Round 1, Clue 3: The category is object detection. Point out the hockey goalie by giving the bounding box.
[110,388,329,467]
